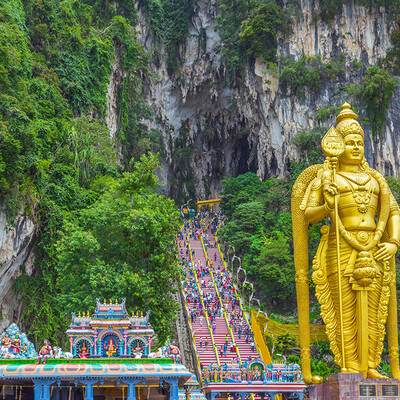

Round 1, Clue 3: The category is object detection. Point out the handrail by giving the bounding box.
[188,241,221,367]
[216,239,252,328]
[251,310,272,364]
[215,220,264,360]
[202,235,242,363]
[179,225,204,384]
[180,285,204,385]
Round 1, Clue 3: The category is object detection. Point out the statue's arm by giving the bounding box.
[375,192,400,261]
[387,193,400,242]
[304,178,329,224]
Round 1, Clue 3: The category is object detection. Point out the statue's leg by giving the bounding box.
[387,260,400,380]
[325,243,359,372]
[367,275,383,371]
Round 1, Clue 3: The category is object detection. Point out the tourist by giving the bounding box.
[223,343,227,357]
[205,338,208,349]
[212,323,216,333]
[200,338,203,348]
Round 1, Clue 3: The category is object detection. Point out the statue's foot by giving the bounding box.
[341,367,359,373]
[367,369,389,379]
[311,375,323,384]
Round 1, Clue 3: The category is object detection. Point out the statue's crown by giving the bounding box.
[335,102,364,138]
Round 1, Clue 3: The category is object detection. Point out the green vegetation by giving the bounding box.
[289,127,326,187]
[140,0,194,73]
[313,0,398,23]
[385,17,400,75]
[218,170,322,307]
[218,128,330,307]
[215,0,287,81]
[279,55,345,99]
[315,105,341,122]
[0,0,180,346]
[15,154,180,346]
[346,66,397,137]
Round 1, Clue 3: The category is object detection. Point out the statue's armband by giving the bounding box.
[303,178,323,209]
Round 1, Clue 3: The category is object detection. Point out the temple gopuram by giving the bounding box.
[66,299,153,358]
[0,300,195,400]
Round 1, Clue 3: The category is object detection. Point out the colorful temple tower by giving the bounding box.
[66,299,153,358]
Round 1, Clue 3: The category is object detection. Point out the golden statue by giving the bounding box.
[292,103,400,383]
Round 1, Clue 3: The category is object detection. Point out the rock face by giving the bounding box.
[0,212,35,333]
[126,0,400,200]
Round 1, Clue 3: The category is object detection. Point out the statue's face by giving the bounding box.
[340,133,364,165]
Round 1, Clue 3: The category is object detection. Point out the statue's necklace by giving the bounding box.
[338,172,372,213]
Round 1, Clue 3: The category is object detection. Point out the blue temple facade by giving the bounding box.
[66,299,153,358]
[0,299,194,400]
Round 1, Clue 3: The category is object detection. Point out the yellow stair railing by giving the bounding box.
[215,220,273,364]
[188,241,221,367]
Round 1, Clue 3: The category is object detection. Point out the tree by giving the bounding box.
[56,154,181,342]
[238,0,283,61]
[359,66,397,137]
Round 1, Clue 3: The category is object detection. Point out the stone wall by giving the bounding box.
[112,0,400,200]
[0,211,35,333]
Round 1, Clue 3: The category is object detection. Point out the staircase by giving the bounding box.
[179,215,260,373]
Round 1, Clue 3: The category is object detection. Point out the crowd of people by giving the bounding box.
[179,212,258,370]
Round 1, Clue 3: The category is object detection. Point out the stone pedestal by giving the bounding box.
[308,373,400,400]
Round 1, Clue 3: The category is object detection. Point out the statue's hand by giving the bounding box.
[374,242,398,261]
[323,181,339,210]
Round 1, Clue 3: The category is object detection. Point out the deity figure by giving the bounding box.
[37,340,52,365]
[9,333,21,354]
[167,340,181,363]
[240,365,247,381]
[292,103,400,383]
[20,343,27,355]
[78,342,90,358]
[104,338,117,357]
[203,367,210,384]
[1,333,11,354]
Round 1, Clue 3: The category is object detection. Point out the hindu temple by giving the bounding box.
[0,300,193,400]
[66,299,154,358]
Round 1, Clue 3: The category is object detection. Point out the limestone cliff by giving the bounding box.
[121,0,400,200]
[0,212,35,333]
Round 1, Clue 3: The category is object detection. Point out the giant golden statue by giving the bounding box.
[292,103,400,384]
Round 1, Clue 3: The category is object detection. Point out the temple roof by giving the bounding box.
[68,299,152,332]
[0,361,191,386]
[92,299,129,319]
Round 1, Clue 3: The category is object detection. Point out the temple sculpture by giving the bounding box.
[292,103,400,383]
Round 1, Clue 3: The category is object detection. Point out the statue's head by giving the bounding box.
[335,103,366,167]
[44,340,50,345]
